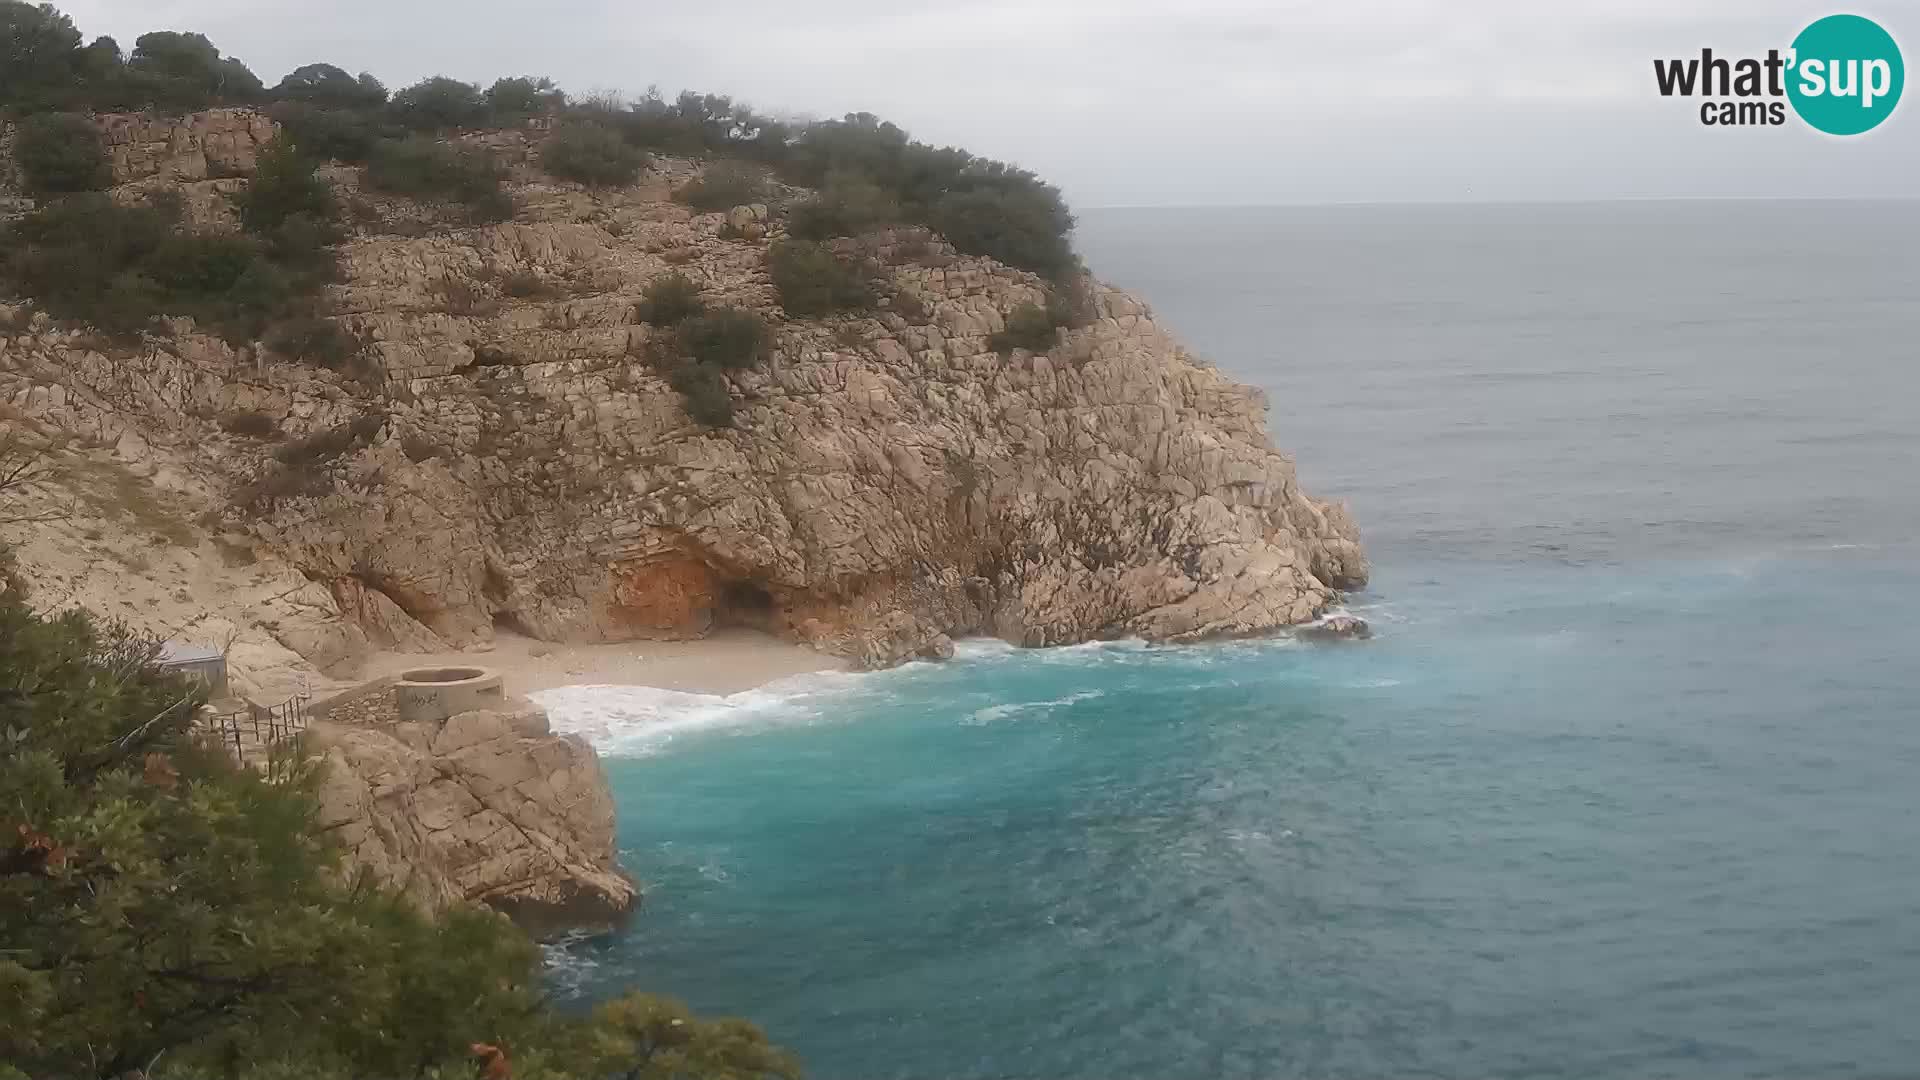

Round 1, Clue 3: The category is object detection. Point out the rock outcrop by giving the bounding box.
[0,109,1367,682]
[310,699,637,933]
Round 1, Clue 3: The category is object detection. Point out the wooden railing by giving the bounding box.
[199,692,311,777]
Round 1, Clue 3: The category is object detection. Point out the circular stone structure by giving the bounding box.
[393,666,506,724]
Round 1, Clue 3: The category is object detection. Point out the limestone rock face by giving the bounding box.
[0,114,1368,682]
[310,703,637,933]
[96,109,278,184]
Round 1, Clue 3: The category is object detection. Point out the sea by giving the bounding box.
[535,200,1920,1079]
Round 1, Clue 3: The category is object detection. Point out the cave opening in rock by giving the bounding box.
[713,579,780,632]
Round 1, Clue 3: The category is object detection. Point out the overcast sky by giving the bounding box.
[53,0,1919,207]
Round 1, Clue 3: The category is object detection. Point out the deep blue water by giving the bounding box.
[540,200,1920,1079]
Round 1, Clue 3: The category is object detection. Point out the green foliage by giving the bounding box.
[125,30,262,111]
[767,239,877,317]
[271,62,386,108]
[989,301,1062,355]
[264,316,357,369]
[235,138,337,236]
[219,410,279,438]
[540,122,647,188]
[677,307,769,371]
[389,75,486,131]
[781,113,1077,279]
[785,171,899,241]
[0,581,797,1079]
[615,89,792,161]
[0,1,85,111]
[931,183,1077,281]
[0,196,325,339]
[674,160,768,212]
[635,272,705,326]
[668,361,735,428]
[484,75,563,119]
[364,137,511,222]
[268,103,398,165]
[581,992,802,1080]
[12,110,109,196]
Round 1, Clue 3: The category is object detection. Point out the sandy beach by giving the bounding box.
[360,629,841,697]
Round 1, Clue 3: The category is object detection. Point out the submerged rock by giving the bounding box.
[1296,614,1373,641]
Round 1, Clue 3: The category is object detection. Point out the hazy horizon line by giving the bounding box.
[1079,194,1920,212]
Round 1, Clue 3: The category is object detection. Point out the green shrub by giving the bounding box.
[264,316,357,368]
[767,239,877,317]
[13,111,110,196]
[931,184,1077,281]
[677,307,769,371]
[388,75,486,130]
[236,138,337,235]
[123,29,263,112]
[670,361,734,427]
[219,410,279,437]
[268,102,397,164]
[501,270,555,298]
[990,301,1062,355]
[786,171,899,240]
[484,75,563,119]
[540,122,648,187]
[0,196,328,339]
[0,584,799,1077]
[364,137,510,222]
[674,160,767,212]
[635,272,705,325]
[271,62,386,108]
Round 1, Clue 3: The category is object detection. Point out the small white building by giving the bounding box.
[157,642,228,696]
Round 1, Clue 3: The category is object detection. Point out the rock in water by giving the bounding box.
[1296,614,1373,641]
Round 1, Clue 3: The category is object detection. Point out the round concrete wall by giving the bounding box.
[394,666,506,724]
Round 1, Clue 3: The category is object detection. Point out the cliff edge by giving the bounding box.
[309,696,637,933]
[0,110,1367,680]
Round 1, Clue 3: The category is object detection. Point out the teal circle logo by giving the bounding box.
[1787,14,1904,135]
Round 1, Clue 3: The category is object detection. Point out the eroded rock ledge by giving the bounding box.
[309,698,637,934]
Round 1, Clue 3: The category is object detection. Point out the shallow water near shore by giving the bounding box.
[538,200,1920,1078]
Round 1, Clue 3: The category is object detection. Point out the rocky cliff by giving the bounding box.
[0,109,1366,683]
[309,695,636,933]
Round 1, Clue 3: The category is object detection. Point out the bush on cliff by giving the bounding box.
[674,160,768,212]
[678,307,770,371]
[235,138,339,239]
[271,62,387,108]
[0,196,320,339]
[767,239,878,317]
[0,558,799,1079]
[12,110,110,195]
[268,102,399,164]
[364,136,512,222]
[388,74,487,131]
[780,113,1078,280]
[669,360,736,427]
[541,122,648,188]
[990,301,1062,355]
[636,272,705,326]
[485,74,564,120]
[785,170,900,241]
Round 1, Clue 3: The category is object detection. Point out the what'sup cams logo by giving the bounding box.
[1654,13,1904,134]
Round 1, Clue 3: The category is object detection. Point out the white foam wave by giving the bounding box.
[532,668,868,756]
[539,931,602,996]
[964,689,1106,725]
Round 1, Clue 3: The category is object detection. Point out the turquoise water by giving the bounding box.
[540,201,1920,1078]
